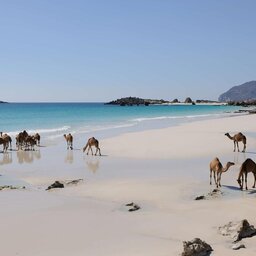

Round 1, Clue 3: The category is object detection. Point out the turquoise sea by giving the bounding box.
[0,103,243,143]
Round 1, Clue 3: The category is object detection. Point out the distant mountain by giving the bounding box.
[219,81,256,102]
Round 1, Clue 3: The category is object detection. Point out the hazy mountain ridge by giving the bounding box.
[219,81,256,102]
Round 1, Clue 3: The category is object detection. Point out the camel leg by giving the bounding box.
[242,143,246,153]
[98,147,101,156]
[237,142,240,152]
[210,169,212,185]
[218,173,222,187]
[213,172,218,187]
[245,172,248,190]
[233,141,236,152]
[253,173,256,188]
[70,142,73,150]
[90,146,93,155]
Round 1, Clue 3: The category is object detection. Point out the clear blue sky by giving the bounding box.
[1,0,255,102]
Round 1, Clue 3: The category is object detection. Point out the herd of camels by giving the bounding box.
[1,130,255,191]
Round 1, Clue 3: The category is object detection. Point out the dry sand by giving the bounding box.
[1,114,256,255]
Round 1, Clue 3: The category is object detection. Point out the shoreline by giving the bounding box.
[1,114,256,255]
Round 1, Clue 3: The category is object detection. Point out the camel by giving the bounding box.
[237,158,256,190]
[209,157,235,188]
[0,137,8,152]
[0,133,12,150]
[83,137,101,156]
[64,133,73,150]
[16,130,29,149]
[225,132,246,152]
[32,133,40,146]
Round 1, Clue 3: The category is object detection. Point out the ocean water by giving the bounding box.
[0,103,242,143]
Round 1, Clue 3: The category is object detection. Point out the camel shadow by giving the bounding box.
[244,151,256,155]
[222,185,241,191]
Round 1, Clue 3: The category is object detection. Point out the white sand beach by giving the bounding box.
[1,114,256,255]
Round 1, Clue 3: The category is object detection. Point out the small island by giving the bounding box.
[0,101,8,104]
[105,97,169,106]
[105,97,223,106]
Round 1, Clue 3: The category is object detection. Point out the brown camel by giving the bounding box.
[237,158,256,190]
[0,137,8,152]
[83,137,101,156]
[16,130,29,149]
[209,157,235,188]
[64,133,73,150]
[225,132,246,152]
[32,133,40,146]
[0,133,12,150]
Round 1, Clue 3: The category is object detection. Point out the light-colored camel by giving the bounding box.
[209,157,235,188]
[0,132,12,150]
[83,137,101,156]
[225,132,246,152]
[237,158,256,190]
[64,133,73,150]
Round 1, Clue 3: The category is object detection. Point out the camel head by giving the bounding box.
[237,178,242,189]
[222,161,235,173]
[226,161,235,168]
[224,133,229,136]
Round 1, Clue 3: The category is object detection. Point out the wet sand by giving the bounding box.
[1,114,256,255]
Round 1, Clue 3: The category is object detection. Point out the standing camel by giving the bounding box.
[237,158,256,190]
[83,137,101,156]
[32,133,40,146]
[64,133,73,150]
[209,157,234,188]
[225,132,246,152]
[0,137,8,152]
[0,132,12,150]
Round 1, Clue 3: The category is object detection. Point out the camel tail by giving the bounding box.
[83,142,89,152]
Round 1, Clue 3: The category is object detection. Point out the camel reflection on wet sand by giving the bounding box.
[65,150,74,164]
[86,159,100,173]
[16,150,41,164]
[0,152,13,165]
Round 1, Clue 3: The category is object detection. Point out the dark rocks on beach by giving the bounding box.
[232,243,246,250]
[66,179,83,185]
[218,219,256,242]
[195,195,206,200]
[125,202,141,212]
[194,189,223,201]
[0,185,26,190]
[46,181,64,191]
[182,238,213,256]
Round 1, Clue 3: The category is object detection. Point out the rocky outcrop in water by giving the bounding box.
[105,97,169,106]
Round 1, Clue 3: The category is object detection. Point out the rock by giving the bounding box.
[195,195,206,200]
[125,202,141,212]
[128,204,140,212]
[232,243,246,250]
[182,238,213,256]
[184,97,193,103]
[66,179,83,185]
[46,181,64,191]
[0,185,25,190]
[218,219,256,242]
